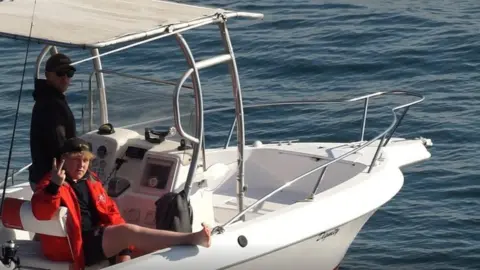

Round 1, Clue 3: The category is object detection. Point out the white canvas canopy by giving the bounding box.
[0,0,263,48]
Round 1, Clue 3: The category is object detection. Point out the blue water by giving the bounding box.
[0,0,478,269]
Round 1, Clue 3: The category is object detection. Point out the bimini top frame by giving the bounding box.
[0,0,263,49]
[1,0,262,220]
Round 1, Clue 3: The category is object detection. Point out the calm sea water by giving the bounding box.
[0,0,478,269]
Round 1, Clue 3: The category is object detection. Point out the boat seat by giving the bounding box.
[1,197,109,270]
[2,197,68,235]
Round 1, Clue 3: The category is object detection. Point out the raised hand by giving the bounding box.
[51,157,66,186]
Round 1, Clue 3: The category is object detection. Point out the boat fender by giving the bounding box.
[237,235,248,248]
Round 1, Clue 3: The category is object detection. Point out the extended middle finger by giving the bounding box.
[57,159,66,172]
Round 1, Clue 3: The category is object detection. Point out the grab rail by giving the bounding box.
[222,91,421,149]
[0,164,31,187]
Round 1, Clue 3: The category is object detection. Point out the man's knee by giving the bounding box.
[102,224,139,256]
[121,223,141,234]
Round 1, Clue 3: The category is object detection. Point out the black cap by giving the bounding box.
[45,53,76,72]
[59,137,91,156]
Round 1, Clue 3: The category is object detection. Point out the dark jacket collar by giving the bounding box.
[66,170,91,185]
[33,78,65,101]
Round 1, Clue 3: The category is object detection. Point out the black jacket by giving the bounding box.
[29,79,76,184]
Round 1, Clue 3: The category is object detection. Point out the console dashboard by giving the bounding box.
[82,127,189,198]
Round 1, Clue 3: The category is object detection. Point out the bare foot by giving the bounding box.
[193,223,211,248]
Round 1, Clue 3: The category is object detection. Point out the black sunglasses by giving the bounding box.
[56,69,75,78]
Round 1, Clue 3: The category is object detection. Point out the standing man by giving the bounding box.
[29,53,77,191]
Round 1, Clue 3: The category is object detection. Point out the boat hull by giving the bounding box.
[223,211,375,270]
[0,136,431,270]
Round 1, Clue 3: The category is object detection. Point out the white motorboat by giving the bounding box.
[0,0,432,269]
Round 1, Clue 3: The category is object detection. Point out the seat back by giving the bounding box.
[1,197,68,237]
[0,198,111,270]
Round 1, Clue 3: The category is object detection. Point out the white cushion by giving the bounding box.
[2,198,110,269]
[1,197,68,237]
[20,202,68,237]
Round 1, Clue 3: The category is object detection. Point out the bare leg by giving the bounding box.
[101,223,211,258]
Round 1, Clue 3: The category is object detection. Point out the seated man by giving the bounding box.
[31,137,211,269]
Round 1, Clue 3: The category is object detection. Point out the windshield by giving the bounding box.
[85,70,196,136]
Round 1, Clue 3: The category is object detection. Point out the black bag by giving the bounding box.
[154,190,193,233]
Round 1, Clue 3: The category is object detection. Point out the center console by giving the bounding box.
[80,126,197,228]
